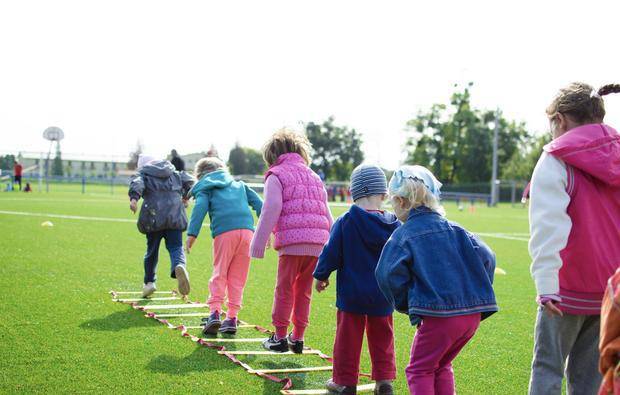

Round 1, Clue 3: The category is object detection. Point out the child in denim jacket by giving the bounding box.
[376,165,498,394]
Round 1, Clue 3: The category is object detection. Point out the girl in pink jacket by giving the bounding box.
[251,128,333,353]
[528,82,620,395]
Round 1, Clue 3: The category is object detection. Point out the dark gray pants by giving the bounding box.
[528,308,601,395]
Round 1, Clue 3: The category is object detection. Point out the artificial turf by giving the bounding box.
[0,184,536,394]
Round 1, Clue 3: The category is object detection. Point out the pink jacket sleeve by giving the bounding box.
[250,175,283,259]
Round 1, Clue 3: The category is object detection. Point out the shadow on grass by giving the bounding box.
[79,309,158,331]
[147,345,237,375]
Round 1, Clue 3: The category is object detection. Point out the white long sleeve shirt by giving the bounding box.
[528,151,573,296]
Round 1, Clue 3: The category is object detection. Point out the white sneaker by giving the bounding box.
[142,282,156,298]
[175,265,190,296]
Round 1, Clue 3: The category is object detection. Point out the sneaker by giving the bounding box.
[326,379,357,394]
[202,311,221,335]
[287,333,304,354]
[142,282,156,298]
[174,265,190,296]
[374,381,394,395]
[219,317,237,335]
[262,334,289,353]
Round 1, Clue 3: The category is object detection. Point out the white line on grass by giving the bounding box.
[0,210,213,226]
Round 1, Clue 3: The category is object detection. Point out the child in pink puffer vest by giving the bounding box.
[251,128,333,353]
[528,82,620,395]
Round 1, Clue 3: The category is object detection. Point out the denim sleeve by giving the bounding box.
[128,174,144,201]
[313,218,343,281]
[471,233,496,284]
[244,184,264,217]
[187,193,210,238]
[375,238,412,314]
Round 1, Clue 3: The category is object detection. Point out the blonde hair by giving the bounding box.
[546,82,620,124]
[390,177,445,216]
[262,128,312,167]
[194,157,225,179]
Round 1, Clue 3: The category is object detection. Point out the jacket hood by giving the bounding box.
[140,160,175,179]
[191,169,234,195]
[545,123,620,186]
[348,204,400,251]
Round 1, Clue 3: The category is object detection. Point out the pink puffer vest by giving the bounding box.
[546,124,620,314]
[265,153,331,249]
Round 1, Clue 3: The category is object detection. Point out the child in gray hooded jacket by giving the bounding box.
[128,154,195,297]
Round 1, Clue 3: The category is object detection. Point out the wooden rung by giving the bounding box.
[181,324,256,329]
[200,338,265,343]
[281,384,375,394]
[250,366,332,374]
[143,303,209,310]
[152,313,206,318]
[219,350,322,356]
[114,297,180,302]
[111,291,175,295]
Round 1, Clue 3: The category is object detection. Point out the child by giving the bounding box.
[314,164,400,395]
[128,154,195,298]
[376,165,498,394]
[185,157,263,335]
[251,128,332,353]
[598,268,620,395]
[528,82,620,395]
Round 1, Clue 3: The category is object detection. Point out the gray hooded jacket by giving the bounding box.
[128,160,195,234]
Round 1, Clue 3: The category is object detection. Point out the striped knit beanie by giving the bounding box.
[349,164,388,201]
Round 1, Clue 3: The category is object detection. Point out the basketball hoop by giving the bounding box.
[43,126,64,142]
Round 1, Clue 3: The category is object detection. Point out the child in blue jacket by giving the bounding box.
[185,157,262,335]
[314,165,400,395]
[376,165,497,395]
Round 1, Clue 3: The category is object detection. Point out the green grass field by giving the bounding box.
[0,186,536,394]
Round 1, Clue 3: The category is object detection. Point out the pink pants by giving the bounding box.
[272,255,318,340]
[207,229,253,319]
[333,310,396,386]
[407,314,481,394]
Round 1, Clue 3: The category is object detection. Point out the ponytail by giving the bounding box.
[598,84,620,97]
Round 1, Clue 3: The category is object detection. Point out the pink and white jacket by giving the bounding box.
[529,123,620,315]
[250,153,332,258]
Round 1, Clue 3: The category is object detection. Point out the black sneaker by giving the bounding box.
[218,317,237,335]
[326,379,357,394]
[262,334,288,353]
[287,333,304,354]
[374,381,394,395]
[202,311,221,335]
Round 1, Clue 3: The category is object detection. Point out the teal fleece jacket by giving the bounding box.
[187,170,263,238]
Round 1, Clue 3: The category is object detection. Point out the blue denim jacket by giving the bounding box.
[375,207,498,325]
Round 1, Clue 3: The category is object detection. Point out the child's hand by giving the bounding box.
[315,279,329,293]
[129,199,138,214]
[543,300,563,317]
[266,233,274,250]
[185,236,196,254]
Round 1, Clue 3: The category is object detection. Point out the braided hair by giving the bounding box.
[547,82,620,124]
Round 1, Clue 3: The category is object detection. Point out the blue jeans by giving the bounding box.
[528,308,601,395]
[144,229,186,284]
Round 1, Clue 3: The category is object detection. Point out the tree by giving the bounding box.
[0,154,15,170]
[52,144,63,176]
[228,144,248,175]
[502,133,551,181]
[404,83,531,184]
[305,117,364,181]
[127,140,143,170]
[228,144,266,175]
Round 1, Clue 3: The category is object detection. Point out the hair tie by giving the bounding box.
[590,87,600,99]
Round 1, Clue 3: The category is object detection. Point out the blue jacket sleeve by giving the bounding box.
[375,237,413,314]
[470,233,496,284]
[187,192,210,238]
[244,184,263,217]
[128,174,144,200]
[313,218,343,281]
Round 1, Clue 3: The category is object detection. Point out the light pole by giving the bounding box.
[490,110,500,206]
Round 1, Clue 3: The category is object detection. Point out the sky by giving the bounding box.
[1,0,619,169]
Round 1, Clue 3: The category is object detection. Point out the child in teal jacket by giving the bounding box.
[186,157,262,335]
